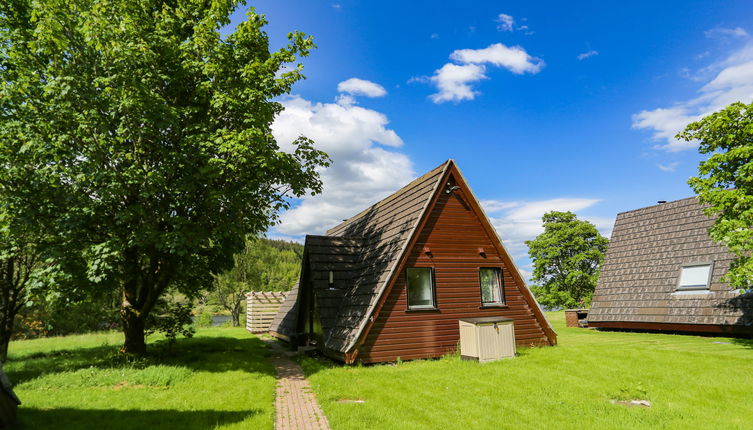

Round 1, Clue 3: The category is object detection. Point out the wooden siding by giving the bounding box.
[358,174,551,363]
[247,291,289,334]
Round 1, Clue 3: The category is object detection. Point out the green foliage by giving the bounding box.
[144,300,195,347]
[212,236,302,325]
[192,309,213,328]
[526,211,609,309]
[0,0,328,353]
[680,101,753,290]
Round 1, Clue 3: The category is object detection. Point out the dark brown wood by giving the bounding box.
[356,169,554,363]
[589,320,753,334]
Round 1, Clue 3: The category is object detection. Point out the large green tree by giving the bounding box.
[0,0,328,354]
[680,101,753,290]
[526,211,609,309]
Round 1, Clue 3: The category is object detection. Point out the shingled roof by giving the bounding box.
[322,162,448,353]
[588,196,753,330]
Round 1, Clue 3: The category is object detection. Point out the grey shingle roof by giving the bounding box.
[588,196,753,327]
[323,161,448,352]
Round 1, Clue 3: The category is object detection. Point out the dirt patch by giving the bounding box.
[611,399,651,408]
[112,381,146,390]
[336,399,366,404]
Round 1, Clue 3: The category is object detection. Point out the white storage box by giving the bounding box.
[459,317,516,363]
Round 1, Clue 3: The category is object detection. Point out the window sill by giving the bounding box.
[672,289,712,296]
[406,307,440,313]
[480,303,508,309]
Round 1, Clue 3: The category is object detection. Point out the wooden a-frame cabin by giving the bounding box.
[269,160,556,363]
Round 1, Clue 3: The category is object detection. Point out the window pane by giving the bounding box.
[480,268,503,303]
[679,265,711,288]
[407,268,434,308]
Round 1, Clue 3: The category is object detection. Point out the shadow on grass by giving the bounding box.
[19,407,262,430]
[7,335,274,385]
[729,337,753,350]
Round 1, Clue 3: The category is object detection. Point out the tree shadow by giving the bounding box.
[6,334,275,385]
[19,407,262,430]
[715,290,753,350]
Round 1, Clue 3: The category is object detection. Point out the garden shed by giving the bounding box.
[588,197,753,334]
[269,159,556,363]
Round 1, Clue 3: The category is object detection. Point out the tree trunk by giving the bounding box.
[0,327,11,363]
[231,307,240,327]
[121,307,146,354]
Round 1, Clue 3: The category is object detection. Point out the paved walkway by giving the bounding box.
[265,340,331,430]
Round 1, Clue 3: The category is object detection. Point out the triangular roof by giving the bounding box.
[589,196,751,329]
[273,160,556,358]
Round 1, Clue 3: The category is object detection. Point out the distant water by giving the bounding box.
[210,315,232,326]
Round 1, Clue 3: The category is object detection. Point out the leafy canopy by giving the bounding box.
[681,101,753,290]
[0,0,329,352]
[526,211,609,309]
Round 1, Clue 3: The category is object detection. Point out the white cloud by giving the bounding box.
[449,43,544,74]
[632,42,753,151]
[481,198,613,258]
[656,162,680,172]
[577,50,599,60]
[704,27,749,39]
[426,43,543,103]
[496,13,515,32]
[337,78,387,98]
[429,63,487,103]
[271,94,414,236]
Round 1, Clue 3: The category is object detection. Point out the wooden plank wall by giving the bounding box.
[247,291,289,334]
[359,174,550,363]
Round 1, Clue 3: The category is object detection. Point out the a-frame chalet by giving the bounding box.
[269,160,556,363]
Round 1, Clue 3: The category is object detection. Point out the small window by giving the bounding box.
[678,264,712,290]
[406,267,435,309]
[479,268,504,304]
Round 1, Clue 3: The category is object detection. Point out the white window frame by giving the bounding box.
[676,262,713,291]
[406,267,436,310]
[479,267,505,305]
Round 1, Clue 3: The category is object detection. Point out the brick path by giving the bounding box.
[267,342,331,430]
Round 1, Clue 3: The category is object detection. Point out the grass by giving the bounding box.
[298,311,753,430]
[6,328,275,430]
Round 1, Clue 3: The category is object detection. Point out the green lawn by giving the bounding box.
[6,328,275,429]
[299,312,753,430]
[6,314,753,429]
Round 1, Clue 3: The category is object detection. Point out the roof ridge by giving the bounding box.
[616,196,699,217]
[326,160,451,235]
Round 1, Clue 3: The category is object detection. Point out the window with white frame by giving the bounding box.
[406,267,435,309]
[479,267,505,305]
[677,264,712,290]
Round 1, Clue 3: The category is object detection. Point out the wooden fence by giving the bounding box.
[246,291,289,334]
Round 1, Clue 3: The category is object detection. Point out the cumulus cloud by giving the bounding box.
[577,50,599,60]
[429,63,487,103]
[450,43,545,74]
[496,13,515,32]
[336,78,387,98]
[271,91,414,236]
[426,43,544,103]
[480,198,613,258]
[632,41,753,151]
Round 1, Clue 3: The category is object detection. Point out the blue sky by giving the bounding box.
[229,1,753,277]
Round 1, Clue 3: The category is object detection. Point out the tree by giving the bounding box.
[0,1,328,354]
[525,211,609,309]
[213,237,302,326]
[680,101,753,290]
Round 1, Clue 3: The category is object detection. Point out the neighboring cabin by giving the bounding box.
[269,160,556,364]
[588,197,753,334]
